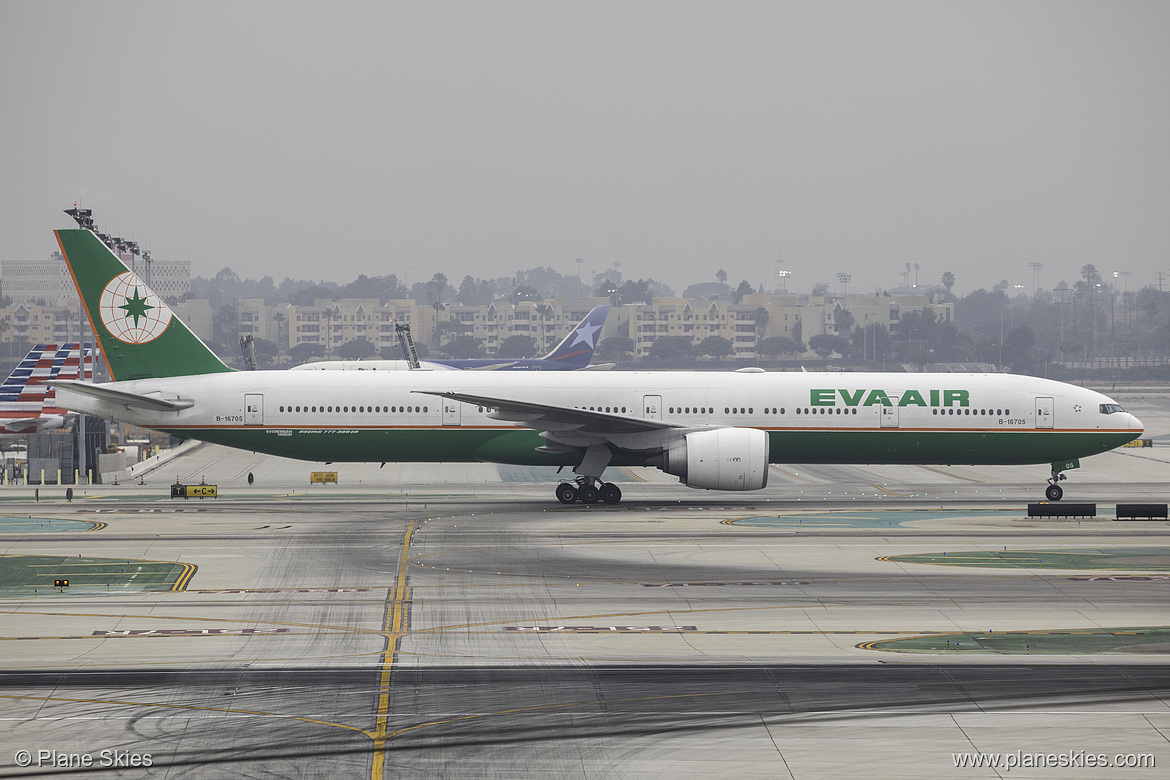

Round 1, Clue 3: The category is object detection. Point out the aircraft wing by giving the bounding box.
[52,381,194,412]
[417,390,691,454]
[460,362,519,371]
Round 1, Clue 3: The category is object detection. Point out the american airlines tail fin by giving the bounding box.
[540,305,609,367]
[0,343,94,433]
[54,229,232,381]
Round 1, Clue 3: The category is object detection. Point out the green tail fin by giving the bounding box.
[55,229,232,380]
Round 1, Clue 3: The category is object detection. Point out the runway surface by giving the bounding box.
[0,398,1168,777]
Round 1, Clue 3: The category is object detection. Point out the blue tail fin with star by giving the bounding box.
[539,305,609,367]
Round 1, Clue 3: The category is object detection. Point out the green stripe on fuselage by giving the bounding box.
[157,426,1138,468]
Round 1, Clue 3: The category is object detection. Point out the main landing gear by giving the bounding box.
[556,477,622,505]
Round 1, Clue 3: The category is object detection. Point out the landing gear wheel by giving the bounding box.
[556,483,579,504]
[578,484,600,504]
[600,482,622,504]
[1045,484,1064,501]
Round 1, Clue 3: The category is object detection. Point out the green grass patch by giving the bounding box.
[880,547,1170,571]
[0,554,195,596]
[862,627,1170,655]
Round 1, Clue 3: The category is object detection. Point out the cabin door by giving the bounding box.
[442,400,461,426]
[1035,396,1054,429]
[879,397,899,428]
[244,394,263,425]
[643,395,662,421]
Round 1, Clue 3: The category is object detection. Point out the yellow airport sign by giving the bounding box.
[170,484,218,499]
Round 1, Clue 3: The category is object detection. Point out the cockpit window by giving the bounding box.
[1099,403,1126,415]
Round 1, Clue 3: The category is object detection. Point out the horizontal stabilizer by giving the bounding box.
[0,414,65,434]
[52,380,194,411]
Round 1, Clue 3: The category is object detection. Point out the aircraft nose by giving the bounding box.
[1130,412,1144,434]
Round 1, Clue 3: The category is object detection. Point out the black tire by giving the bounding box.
[556,483,578,504]
[1045,484,1063,501]
[578,484,600,504]
[600,483,622,504]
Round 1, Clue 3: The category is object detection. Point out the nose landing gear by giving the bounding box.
[1046,467,1067,501]
[555,476,622,505]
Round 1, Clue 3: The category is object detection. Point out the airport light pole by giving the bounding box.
[836,273,851,297]
[1114,271,1132,328]
[1028,262,1044,294]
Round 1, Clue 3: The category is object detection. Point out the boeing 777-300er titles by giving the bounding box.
[0,343,93,434]
[51,227,1142,504]
[291,305,610,372]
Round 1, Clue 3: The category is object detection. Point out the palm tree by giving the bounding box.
[753,307,770,340]
[322,307,338,355]
[715,269,728,285]
[535,303,554,353]
[272,311,287,349]
[941,271,955,294]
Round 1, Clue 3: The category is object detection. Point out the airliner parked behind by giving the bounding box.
[0,343,93,434]
[51,227,1141,504]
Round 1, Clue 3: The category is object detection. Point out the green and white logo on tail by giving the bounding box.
[55,229,232,381]
[99,271,172,343]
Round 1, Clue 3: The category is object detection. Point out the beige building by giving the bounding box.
[0,302,81,344]
[274,298,437,354]
[171,299,213,342]
[626,291,953,359]
[443,297,614,355]
[217,290,954,361]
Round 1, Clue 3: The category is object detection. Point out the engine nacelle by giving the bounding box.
[656,427,770,491]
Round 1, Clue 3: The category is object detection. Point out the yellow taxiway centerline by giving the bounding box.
[368,521,415,780]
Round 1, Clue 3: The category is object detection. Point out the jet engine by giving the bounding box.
[654,427,770,491]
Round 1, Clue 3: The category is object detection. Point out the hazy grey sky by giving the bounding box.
[3,2,1169,296]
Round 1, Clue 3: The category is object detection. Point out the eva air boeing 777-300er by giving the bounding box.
[52,227,1142,504]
